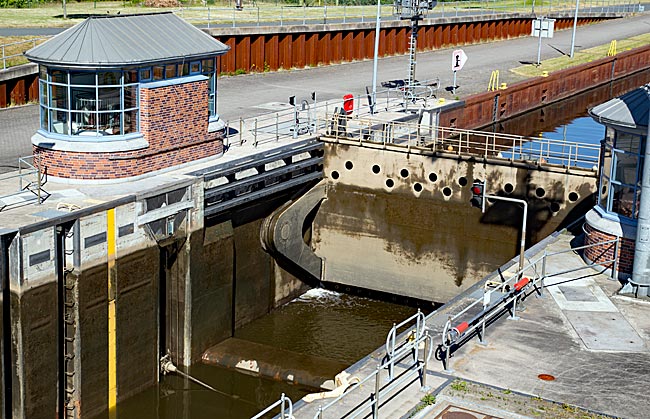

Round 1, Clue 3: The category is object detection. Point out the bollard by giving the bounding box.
[275,113,279,142]
[254,118,258,147]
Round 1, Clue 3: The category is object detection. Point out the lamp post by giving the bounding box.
[570,0,580,58]
[371,0,381,114]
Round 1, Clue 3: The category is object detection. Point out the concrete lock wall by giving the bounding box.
[313,141,597,303]
[0,175,306,418]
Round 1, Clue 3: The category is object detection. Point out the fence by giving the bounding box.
[1,37,48,70]
[172,0,641,28]
[321,114,601,170]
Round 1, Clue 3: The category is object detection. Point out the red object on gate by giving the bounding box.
[343,94,354,115]
[453,321,469,334]
[513,277,530,291]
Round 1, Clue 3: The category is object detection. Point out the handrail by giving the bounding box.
[323,115,600,170]
[440,235,620,371]
[1,37,49,70]
[250,392,293,419]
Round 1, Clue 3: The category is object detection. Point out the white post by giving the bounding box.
[570,0,580,58]
[371,0,381,114]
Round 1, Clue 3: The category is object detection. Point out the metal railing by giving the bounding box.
[252,310,434,419]
[313,310,433,419]
[323,115,601,170]
[1,37,48,70]
[440,234,620,371]
[223,85,419,148]
[171,0,641,28]
[0,155,49,211]
[251,392,293,419]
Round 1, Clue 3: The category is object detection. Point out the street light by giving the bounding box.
[570,0,580,58]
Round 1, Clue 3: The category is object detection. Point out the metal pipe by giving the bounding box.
[631,88,650,297]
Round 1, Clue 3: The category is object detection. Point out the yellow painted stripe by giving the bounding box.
[107,209,117,416]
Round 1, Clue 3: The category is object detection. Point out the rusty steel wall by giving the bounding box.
[213,16,606,74]
[0,70,38,108]
[439,44,650,130]
[0,15,615,108]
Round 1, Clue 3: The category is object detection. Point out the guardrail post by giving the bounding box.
[373,364,381,419]
[324,5,327,24]
[280,393,287,417]
[540,250,547,296]
[612,237,620,280]
[239,118,243,145]
[37,163,42,205]
[208,7,211,29]
[257,6,260,26]
[318,405,324,419]
[510,294,520,320]
[421,333,430,391]
[232,6,236,28]
[2,45,5,70]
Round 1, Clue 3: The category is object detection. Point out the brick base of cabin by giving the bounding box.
[583,222,634,276]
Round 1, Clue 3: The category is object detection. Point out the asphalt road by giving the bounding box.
[1,12,649,173]
[215,12,650,122]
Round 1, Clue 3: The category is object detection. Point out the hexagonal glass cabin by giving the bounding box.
[583,85,649,277]
[25,12,229,180]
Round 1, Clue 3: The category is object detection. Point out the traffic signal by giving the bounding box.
[470,180,485,210]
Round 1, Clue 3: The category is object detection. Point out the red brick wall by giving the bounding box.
[583,222,635,275]
[33,79,223,180]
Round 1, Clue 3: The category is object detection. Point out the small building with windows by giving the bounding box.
[25,12,229,180]
[583,85,649,277]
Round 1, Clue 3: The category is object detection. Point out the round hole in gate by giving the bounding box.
[400,168,410,178]
[504,183,514,194]
[331,170,340,180]
[413,183,423,193]
[345,161,354,170]
[372,164,381,174]
[550,202,561,213]
[458,176,468,186]
[568,192,579,202]
[535,187,546,198]
[386,178,395,188]
[428,172,438,183]
[442,187,452,197]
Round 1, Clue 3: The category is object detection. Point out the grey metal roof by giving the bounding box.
[589,84,650,131]
[25,12,229,68]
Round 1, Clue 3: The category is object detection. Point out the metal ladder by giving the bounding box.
[404,15,421,104]
[61,226,78,419]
